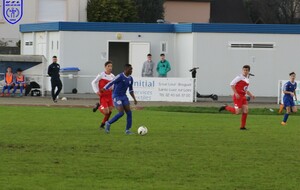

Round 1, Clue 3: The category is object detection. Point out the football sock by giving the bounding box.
[108,111,124,124]
[2,86,7,93]
[225,106,236,114]
[241,113,248,128]
[125,110,132,131]
[283,113,289,122]
[13,86,17,93]
[20,86,24,94]
[102,112,112,124]
[7,86,11,93]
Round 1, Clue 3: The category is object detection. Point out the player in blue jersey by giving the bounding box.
[281,72,297,126]
[102,64,138,134]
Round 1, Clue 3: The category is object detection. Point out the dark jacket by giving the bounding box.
[48,62,61,80]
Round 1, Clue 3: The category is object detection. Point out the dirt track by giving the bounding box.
[0,94,280,109]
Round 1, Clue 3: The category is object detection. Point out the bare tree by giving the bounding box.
[245,0,300,24]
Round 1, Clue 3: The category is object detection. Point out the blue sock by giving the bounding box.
[20,86,24,94]
[283,113,289,122]
[13,85,17,93]
[126,110,132,131]
[108,111,124,124]
[2,86,7,93]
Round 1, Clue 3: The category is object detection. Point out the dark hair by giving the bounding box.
[243,65,250,71]
[124,63,132,69]
[52,55,57,58]
[160,53,165,56]
[147,53,152,56]
[289,72,296,76]
[105,60,112,67]
[17,68,23,72]
[7,66,12,69]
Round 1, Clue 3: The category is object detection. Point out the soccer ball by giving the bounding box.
[137,126,148,136]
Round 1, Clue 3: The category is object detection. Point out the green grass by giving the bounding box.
[0,106,300,190]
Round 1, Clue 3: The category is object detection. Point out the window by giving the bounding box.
[25,41,33,46]
[160,41,168,53]
[229,42,275,49]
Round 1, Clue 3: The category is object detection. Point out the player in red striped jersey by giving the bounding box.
[219,65,255,130]
[91,61,115,129]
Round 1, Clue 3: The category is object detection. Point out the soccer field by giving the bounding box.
[0,106,300,189]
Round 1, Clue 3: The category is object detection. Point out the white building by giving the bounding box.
[20,22,300,97]
[0,0,87,46]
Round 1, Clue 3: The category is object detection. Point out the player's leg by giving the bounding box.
[99,99,112,129]
[292,106,297,113]
[12,83,19,95]
[123,97,133,134]
[55,79,62,100]
[51,80,56,101]
[278,103,284,114]
[282,98,292,125]
[1,85,7,96]
[6,84,11,96]
[105,97,125,133]
[19,83,25,96]
[219,95,241,114]
[240,104,248,130]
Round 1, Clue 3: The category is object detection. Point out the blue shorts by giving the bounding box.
[283,96,295,108]
[113,96,130,107]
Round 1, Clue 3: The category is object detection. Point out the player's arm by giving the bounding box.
[102,74,121,92]
[91,74,101,96]
[230,76,240,98]
[246,91,255,99]
[282,83,294,96]
[129,78,137,105]
[47,64,52,77]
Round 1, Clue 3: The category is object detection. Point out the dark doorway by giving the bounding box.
[108,42,129,75]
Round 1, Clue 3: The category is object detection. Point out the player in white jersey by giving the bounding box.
[91,61,115,129]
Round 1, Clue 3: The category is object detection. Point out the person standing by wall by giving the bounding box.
[142,53,155,77]
[48,56,62,103]
[156,53,171,77]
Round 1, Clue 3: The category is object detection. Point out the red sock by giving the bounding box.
[225,106,236,114]
[241,113,248,128]
[102,112,112,124]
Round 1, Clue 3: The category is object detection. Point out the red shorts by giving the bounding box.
[233,94,247,108]
[99,96,113,110]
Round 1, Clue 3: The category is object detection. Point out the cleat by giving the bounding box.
[93,103,100,112]
[0,93,4,97]
[281,122,287,126]
[125,130,135,135]
[240,127,248,130]
[219,104,227,112]
[105,121,110,133]
[6,93,10,97]
[99,123,105,129]
[53,99,57,103]
[11,93,15,97]
[19,93,23,97]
